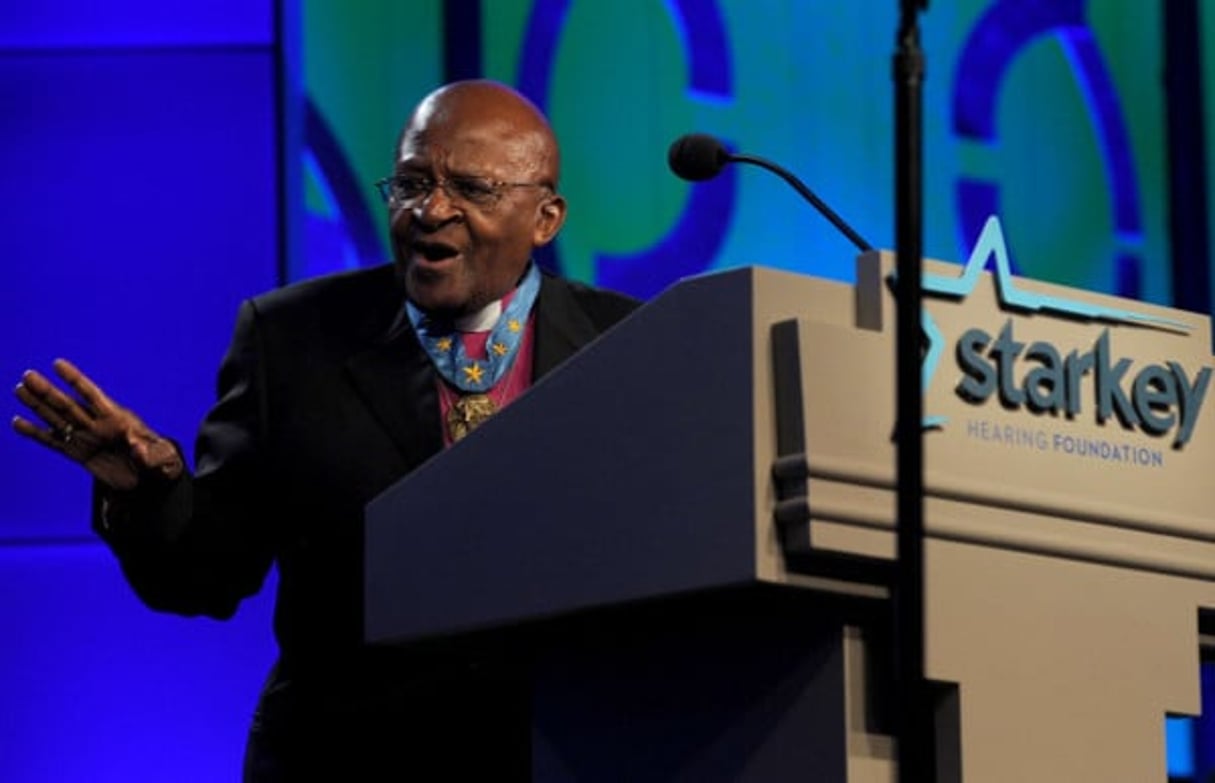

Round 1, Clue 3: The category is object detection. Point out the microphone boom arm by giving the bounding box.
[729,152,874,253]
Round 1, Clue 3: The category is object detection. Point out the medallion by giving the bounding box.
[447,393,498,442]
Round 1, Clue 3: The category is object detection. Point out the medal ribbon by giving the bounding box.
[406,263,540,393]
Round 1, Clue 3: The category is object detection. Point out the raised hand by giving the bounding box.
[12,359,183,491]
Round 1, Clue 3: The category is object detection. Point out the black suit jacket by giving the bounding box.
[97,262,638,686]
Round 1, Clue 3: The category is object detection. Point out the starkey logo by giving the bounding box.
[915,216,1211,450]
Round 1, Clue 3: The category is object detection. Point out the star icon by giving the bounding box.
[462,363,485,385]
[435,337,453,352]
[507,319,522,333]
[491,342,509,357]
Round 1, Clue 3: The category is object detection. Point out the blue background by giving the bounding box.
[1,2,279,780]
[1,0,1211,779]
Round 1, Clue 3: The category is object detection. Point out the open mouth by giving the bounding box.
[411,240,460,263]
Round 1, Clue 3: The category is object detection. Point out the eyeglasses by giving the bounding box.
[374,174,553,209]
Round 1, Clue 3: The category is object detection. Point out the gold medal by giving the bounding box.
[446,393,497,442]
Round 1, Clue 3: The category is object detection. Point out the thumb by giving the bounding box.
[126,430,183,478]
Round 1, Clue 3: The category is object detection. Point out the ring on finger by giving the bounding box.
[58,423,75,444]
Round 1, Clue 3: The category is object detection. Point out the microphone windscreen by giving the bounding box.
[668,133,729,181]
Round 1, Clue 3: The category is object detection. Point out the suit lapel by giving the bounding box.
[533,274,600,380]
[345,310,443,467]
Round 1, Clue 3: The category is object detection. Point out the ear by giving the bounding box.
[532,194,567,247]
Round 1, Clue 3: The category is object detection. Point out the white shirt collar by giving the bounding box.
[453,298,503,333]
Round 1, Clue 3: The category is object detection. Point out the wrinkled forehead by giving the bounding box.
[396,108,541,177]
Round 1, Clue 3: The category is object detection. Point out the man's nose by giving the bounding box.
[413,182,461,224]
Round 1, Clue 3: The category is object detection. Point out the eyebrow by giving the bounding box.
[392,163,495,180]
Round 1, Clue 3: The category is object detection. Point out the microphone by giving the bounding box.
[667,133,873,253]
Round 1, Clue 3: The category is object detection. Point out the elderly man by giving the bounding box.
[13,80,638,780]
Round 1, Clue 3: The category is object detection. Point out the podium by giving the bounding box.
[366,229,1215,781]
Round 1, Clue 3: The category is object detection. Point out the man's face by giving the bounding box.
[389,97,564,318]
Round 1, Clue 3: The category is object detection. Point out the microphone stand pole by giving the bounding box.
[893,1,932,780]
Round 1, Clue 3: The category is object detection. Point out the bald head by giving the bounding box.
[397,80,560,188]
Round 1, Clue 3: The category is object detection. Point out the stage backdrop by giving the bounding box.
[303,0,1175,309]
[0,1,1209,781]
[298,1,1203,780]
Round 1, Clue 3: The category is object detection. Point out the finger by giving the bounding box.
[17,372,86,428]
[12,414,69,452]
[19,368,96,425]
[17,368,54,397]
[52,358,116,414]
[14,382,72,432]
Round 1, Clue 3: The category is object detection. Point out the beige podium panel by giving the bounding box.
[752,216,1215,781]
